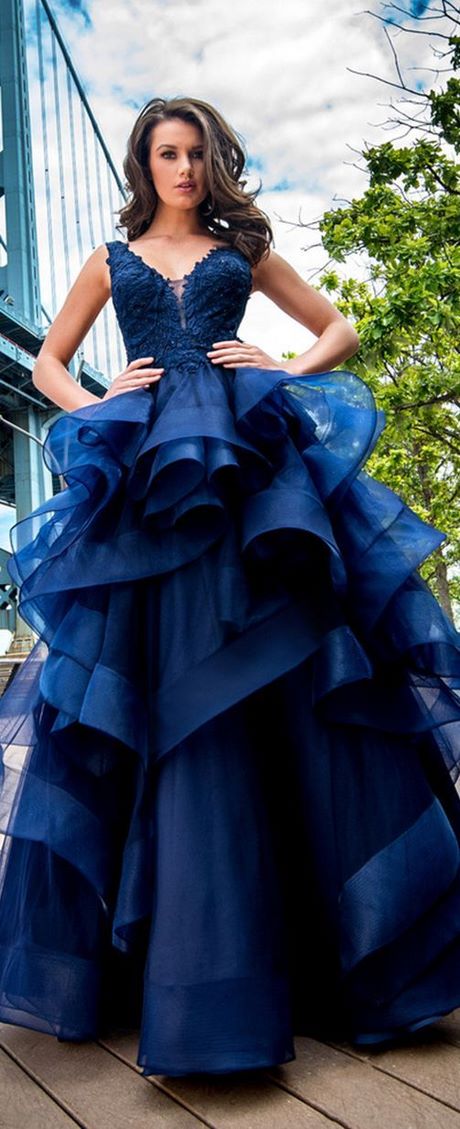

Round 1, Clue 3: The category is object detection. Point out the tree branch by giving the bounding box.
[396,389,460,411]
[380,1,457,22]
[346,65,425,99]
[362,8,456,39]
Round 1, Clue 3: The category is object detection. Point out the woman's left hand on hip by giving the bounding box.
[207,340,283,370]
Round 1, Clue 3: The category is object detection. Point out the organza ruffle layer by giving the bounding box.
[0,361,460,1075]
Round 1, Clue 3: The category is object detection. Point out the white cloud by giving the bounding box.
[23,0,448,358]
[0,505,15,553]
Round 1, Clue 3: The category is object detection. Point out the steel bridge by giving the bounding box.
[0,0,126,656]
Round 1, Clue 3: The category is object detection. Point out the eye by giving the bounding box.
[161,150,204,159]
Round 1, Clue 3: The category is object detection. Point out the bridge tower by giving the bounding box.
[0,0,125,670]
[0,0,54,653]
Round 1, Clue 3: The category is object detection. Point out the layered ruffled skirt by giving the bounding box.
[1,361,460,1076]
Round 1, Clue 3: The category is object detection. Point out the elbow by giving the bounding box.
[349,328,360,356]
[32,358,44,390]
[32,345,52,390]
[341,316,359,354]
[328,314,360,359]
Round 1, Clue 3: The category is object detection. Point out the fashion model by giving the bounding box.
[0,95,459,1078]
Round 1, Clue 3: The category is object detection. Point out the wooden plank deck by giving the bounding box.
[2,1011,460,1128]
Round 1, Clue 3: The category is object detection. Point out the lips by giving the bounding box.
[176,183,196,190]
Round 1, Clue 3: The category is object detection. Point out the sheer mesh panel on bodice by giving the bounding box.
[167,277,186,328]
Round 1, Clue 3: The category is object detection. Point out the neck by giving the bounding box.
[146,202,209,241]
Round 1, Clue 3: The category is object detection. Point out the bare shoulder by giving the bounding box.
[58,243,113,301]
[80,243,112,293]
[252,248,314,294]
[59,242,112,312]
[37,244,112,366]
[251,247,349,336]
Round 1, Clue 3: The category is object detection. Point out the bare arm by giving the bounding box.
[32,245,164,411]
[252,250,360,376]
[32,245,112,410]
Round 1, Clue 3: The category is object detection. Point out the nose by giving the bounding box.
[178,155,194,177]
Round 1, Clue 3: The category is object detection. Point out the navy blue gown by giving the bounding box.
[1,239,460,1077]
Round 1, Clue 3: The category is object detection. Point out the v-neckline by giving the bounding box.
[123,240,231,284]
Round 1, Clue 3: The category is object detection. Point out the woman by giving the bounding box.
[31,103,359,410]
[0,95,459,1079]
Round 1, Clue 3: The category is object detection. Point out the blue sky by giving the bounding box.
[0,0,447,653]
[0,0,447,627]
[21,0,446,358]
[40,0,443,217]
[42,0,441,203]
[0,510,14,554]
[2,0,445,556]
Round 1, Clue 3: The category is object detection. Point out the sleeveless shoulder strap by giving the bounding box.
[104,239,124,256]
[104,240,126,279]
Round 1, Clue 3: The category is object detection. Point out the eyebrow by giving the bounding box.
[155,143,203,150]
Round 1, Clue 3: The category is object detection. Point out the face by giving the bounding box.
[147,117,209,210]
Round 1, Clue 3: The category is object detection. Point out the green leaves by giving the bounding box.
[309,66,460,618]
[429,78,460,151]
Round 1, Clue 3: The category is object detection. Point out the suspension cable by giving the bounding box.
[38,0,126,197]
[66,68,84,266]
[51,32,71,291]
[36,0,57,314]
[80,103,100,370]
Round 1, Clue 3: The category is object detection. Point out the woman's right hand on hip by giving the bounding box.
[102,356,164,399]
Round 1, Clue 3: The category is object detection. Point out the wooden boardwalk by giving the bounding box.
[2,1010,460,1128]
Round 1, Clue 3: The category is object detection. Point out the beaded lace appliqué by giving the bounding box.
[105,240,253,372]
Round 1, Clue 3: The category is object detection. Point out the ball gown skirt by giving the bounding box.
[0,239,460,1077]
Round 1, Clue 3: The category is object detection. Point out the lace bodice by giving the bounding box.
[105,240,253,372]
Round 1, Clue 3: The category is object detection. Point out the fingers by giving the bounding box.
[105,356,165,399]
[207,341,250,355]
[125,357,164,376]
[208,350,249,359]
[208,351,253,365]
[126,356,157,370]
[208,341,250,348]
[120,372,164,389]
[122,356,164,385]
[207,342,258,366]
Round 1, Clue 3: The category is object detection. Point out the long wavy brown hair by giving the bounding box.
[117,96,274,267]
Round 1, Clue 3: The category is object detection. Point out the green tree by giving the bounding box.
[305,17,460,620]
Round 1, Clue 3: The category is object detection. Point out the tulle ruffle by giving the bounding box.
[7,364,460,773]
[1,359,460,1069]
